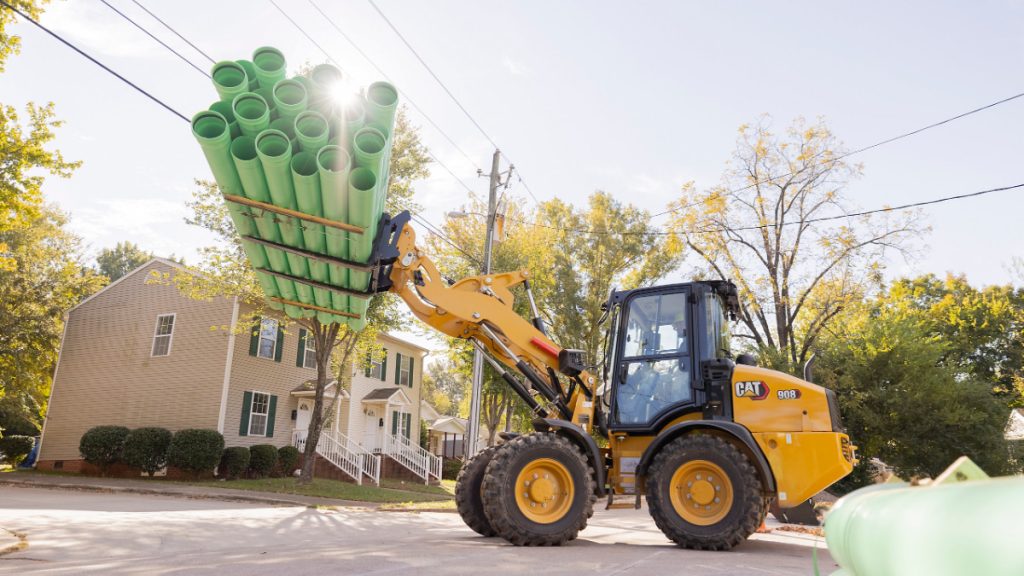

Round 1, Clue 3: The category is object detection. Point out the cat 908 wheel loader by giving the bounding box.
[356,211,856,549]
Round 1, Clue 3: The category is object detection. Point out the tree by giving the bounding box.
[422,357,468,416]
[165,105,430,483]
[668,116,921,371]
[96,241,156,281]
[0,1,49,73]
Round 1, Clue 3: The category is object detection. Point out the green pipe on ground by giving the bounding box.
[272,78,308,125]
[295,110,330,153]
[347,166,378,291]
[252,46,287,89]
[211,61,249,103]
[824,475,1024,576]
[232,93,271,138]
[364,81,398,137]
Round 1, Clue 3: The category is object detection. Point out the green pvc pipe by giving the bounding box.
[211,61,249,103]
[347,166,378,290]
[269,117,296,140]
[253,86,277,116]
[316,145,350,297]
[232,93,270,138]
[824,476,1024,576]
[231,136,290,278]
[352,126,387,180]
[252,46,287,88]
[208,100,240,139]
[291,151,333,311]
[295,110,330,153]
[310,63,343,109]
[345,97,366,136]
[235,59,258,90]
[272,78,308,125]
[364,80,398,137]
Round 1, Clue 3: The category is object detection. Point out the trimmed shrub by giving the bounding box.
[167,429,224,478]
[220,447,250,480]
[123,427,172,477]
[277,445,300,476]
[248,444,278,478]
[0,435,35,466]
[79,425,130,475]
[442,457,464,481]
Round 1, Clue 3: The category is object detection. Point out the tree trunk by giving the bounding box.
[298,320,340,485]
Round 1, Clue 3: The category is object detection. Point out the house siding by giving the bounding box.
[38,261,231,462]
[346,334,425,449]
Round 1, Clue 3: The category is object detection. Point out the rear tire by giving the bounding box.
[455,445,500,537]
[482,433,596,546]
[646,433,765,550]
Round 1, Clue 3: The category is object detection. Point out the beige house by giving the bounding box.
[37,258,441,484]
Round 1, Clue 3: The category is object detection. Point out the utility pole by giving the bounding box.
[465,149,513,456]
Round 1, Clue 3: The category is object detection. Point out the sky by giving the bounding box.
[3,1,1024,350]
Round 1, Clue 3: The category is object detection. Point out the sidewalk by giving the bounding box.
[0,471,379,509]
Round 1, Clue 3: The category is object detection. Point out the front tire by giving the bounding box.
[455,445,500,537]
[646,434,765,550]
[481,433,596,546]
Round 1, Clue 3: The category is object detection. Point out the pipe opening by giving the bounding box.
[367,82,398,107]
[209,100,235,123]
[317,145,350,174]
[291,152,319,177]
[230,136,258,161]
[256,130,291,157]
[253,47,285,75]
[212,62,246,88]
[233,94,268,120]
[311,64,343,88]
[349,167,377,192]
[192,112,228,139]
[354,128,386,154]
[269,117,296,139]
[295,112,328,138]
[274,80,306,106]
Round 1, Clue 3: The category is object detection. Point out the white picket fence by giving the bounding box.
[383,432,442,484]
[293,429,380,486]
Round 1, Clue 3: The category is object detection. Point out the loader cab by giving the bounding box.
[602,281,738,432]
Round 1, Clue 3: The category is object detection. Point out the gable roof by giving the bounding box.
[70,257,189,314]
[361,387,412,405]
[429,416,467,434]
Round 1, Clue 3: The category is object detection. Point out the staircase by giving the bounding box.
[382,432,443,484]
[293,430,381,486]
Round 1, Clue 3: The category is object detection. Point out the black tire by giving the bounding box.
[455,445,500,537]
[646,434,765,550]
[481,433,596,546]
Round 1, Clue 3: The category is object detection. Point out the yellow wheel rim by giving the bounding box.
[514,457,575,524]
[669,460,733,526]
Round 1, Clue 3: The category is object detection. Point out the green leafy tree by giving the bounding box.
[0,1,49,73]
[668,116,921,371]
[422,357,468,416]
[96,241,160,281]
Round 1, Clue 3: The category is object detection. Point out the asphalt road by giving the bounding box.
[0,486,836,575]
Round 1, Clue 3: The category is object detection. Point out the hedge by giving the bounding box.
[442,458,464,480]
[277,445,300,476]
[0,435,34,466]
[167,429,224,478]
[123,427,172,477]
[79,425,130,475]
[220,447,250,480]
[248,444,278,478]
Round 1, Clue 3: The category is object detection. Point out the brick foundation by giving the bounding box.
[34,459,214,480]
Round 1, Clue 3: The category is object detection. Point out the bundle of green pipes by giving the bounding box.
[190,47,398,329]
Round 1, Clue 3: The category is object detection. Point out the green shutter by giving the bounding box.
[248,319,260,356]
[266,395,277,437]
[296,328,307,367]
[380,349,388,381]
[408,356,415,387]
[274,324,285,362]
[394,352,401,384]
[403,413,412,439]
[392,410,398,435]
[364,351,372,377]
[239,391,252,436]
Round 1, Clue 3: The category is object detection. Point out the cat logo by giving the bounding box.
[734,380,770,400]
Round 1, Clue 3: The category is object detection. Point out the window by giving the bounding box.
[302,334,316,369]
[398,354,412,386]
[257,319,278,360]
[365,348,387,380]
[151,313,175,357]
[392,409,412,439]
[249,392,270,436]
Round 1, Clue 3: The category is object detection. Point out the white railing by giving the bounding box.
[383,432,443,484]
[293,429,380,486]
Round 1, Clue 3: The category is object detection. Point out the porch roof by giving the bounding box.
[430,416,467,435]
[361,387,412,406]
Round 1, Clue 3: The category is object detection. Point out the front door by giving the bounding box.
[295,400,312,438]
[363,410,381,451]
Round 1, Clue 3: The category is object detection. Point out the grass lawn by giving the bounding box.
[190,477,455,504]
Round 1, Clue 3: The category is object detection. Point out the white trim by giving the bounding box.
[378,332,431,354]
[216,296,240,434]
[302,331,316,369]
[256,318,279,360]
[248,389,272,437]
[35,313,70,465]
[70,257,188,313]
[150,312,176,357]
[398,354,412,386]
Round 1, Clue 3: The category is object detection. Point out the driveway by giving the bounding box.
[0,486,836,575]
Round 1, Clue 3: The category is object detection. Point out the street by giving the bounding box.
[0,486,834,575]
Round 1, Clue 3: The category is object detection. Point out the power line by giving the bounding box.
[411,214,482,266]
[0,0,189,123]
[98,0,210,79]
[130,0,216,65]
[305,0,483,173]
[649,90,1024,220]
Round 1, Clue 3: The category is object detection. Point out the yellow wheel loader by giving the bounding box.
[355,211,856,549]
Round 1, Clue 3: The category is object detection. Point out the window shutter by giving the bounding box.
[239,391,252,436]
[364,351,372,377]
[248,319,260,356]
[380,349,388,381]
[403,413,411,439]
[296,329,307,367]
[266,395,277,437]
[391,410,398,435]
[394,352,402,384]
[274,325,285,362]
[408,356,415,387]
